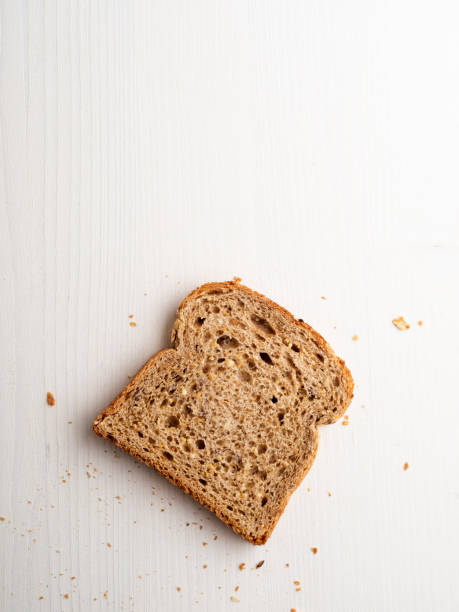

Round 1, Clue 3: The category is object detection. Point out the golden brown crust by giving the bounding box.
[93,281,354,544]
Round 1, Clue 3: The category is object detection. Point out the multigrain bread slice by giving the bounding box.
[93,281,354,544]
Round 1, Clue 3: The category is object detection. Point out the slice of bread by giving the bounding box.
[93,281,354,544]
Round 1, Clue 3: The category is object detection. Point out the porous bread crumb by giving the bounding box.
[256,560,264,568]
[417,320,423,326]
[291,609,297,612]
[71,576,76,580]
[46,392,55,406]
[294,580,300,586]
[403,462,409,471]
[285,563,290,567]
[311,547,318,554]
[129,321,137,327]
[202,542,208,546]
[176,587,181,592]
[352,334,359,341]
[234,586,239,592]
[203,564,207,569]
[129,314,134,318]
[64,594,69,599]
[233,277,242,283]
[39,596,44,600]
[238,563,246,571]
[392,316,410,330]
[296,587,301,592]
[230,596,240,602]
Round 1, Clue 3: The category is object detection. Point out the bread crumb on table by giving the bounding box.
[234,585,239,592]
[233,276,242,283]
[255,560,264,568]
[311,547,318,554]
[230,596,240,602]
[202,541,208,546]
[296,587,302,592]
[321,296,326,300]
[107,543,111,548]
[392,316,410,330]
[238,562,246,571]
[352,334,359,341]
[294,580,300,586]
[403,462,409,471]
[46,392,55,406]
[285,563,290,567]
[129,314,134,318]
[417,320,423,326]
[176,587,181,592]
[129,321,137,327]
[64,594,69,599]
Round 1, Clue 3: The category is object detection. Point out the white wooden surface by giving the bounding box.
[1,1,459,611]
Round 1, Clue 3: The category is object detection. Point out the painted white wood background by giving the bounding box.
[1,1,459,611]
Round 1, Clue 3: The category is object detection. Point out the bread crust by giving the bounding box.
[93,281,354,544]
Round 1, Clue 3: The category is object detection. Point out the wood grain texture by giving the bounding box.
[1,1,459,611]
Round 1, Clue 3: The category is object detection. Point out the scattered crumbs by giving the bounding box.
[352,334,359,341]
[296,587,302,592]
[233,276,242,283]
[27,500,32,504]
[64,594,69,599]
[71,577,76,580]
[328,492,332,497]
[203,565,208,569]
[238,563,246,571]
[115,496,121,500]
[61,479,66,484]
[107,543,112,548]
[68,421,72,425]
[307,488,310,492]
[176,587,181,592]
[39,595,44,600]
[129,322,137,327]
[202,542,208,546]
[98,497,102,502]
[294,581,300,586]
[86,472,92,479]
[33,538,37,543]
[321,296,326,300]
[392,316,410,331]
[46,392,55,406]
[256,560,265,569]
[342,415,349,426]
[93,597,97,601]
[404,462,409,471]
[213,535,218,541]
[104,591,108,599]
[418,320,423,326]
[129,314,134,319]
[161,509,165,513]
[218,586,222,590]
[199,525,203,530]
[285,563,290,568]
[230,596,240,603]
[311,547,318,555]
[291,609,297,612]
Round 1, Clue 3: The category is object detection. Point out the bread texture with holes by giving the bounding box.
[93,281,354,544]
